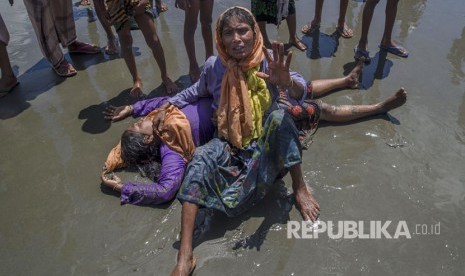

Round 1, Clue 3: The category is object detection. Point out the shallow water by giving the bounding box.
[1,0,464,275]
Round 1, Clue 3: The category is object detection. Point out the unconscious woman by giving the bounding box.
[100,96,214,205]
[152,7,407,275]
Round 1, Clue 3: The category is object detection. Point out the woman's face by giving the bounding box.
[127,118,153,136]
[221,16,254,60]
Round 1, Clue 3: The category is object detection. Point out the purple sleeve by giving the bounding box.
[131,96,170,117]
[120,143,186,205]
[168,56,218,109]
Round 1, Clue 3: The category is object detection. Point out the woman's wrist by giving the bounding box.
[282,78,294,90]
[127,105,134,114]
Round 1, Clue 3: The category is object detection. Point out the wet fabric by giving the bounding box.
[23,0,77,67]
[105,97,215,205]
[251,0,296,25]
[276,86,321,149]
[105,0,154,32]
[168,54,308,111]
[215,7,270,149]
[0,13,9,45]
[145,105,195,163]
[177,109,302,217]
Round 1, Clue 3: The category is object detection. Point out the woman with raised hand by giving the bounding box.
[155,7,406,274]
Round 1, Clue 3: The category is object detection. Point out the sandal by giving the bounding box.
[379,44,409,58]
[301,22,320,35]
[354,46,371,63]
[53,60,77,77]
[68,41,101,54]
[336,25,353,39]
[289,39,308,51]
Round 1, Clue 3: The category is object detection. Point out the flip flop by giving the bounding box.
[68,41,101,54]
[289,39,308,51]
[379,44,409,58]
[354,46,371,63]
[336,25,353,39]
[53,60,77,77]
[301,22,320,35]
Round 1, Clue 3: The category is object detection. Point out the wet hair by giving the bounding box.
[218,7,255,39]
[121,130,161,181]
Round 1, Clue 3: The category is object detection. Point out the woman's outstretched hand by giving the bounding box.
[151,102,171,132]
[100,168,122,188]
[103,105,132,122]
[256,42,293,88]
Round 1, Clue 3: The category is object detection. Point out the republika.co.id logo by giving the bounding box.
[287,220,441,239]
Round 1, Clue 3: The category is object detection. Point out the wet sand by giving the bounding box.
[1,0,465,275]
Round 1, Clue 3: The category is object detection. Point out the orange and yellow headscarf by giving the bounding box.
[215,6,271,149]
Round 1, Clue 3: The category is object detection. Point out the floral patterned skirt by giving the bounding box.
[177,109,302,217]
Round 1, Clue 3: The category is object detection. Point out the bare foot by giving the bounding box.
[189,67,201,83]
[294,181,320,222]
[289,36,308,52]
[162,77,178,94]
[105,37,119,55]
[171,255,196,276]
[378,87,407,113]
[345,57,365,88]
[130,78,143,98]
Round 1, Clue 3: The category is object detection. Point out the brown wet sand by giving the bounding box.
[1,0,465,275]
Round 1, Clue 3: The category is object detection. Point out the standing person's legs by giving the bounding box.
[379,0,408,57]
[23,0,77,77]
[199,0,214,59]
[93,0,118,55]
[134,5,178,94]
[24,0,65,67]
[171,201,198,276]
[355,0,379,60]
[318,87,407,122]
[182,0,201,82]
[0,14,17,93]
[302,0,323,35]
[336,0,353,38]
[117,26,142,97]
[0,43,17,93]
[258,21,273,50]
[286,12,307,51]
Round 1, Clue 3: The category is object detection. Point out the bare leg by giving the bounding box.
[94,0,118,55]
[301,0,322,35]
[134,7,178,94]
[258,21,272,49]
[357,0,380,51]
[0,42,17,91]
[117,27,143,97]
[379,0,407,56]
[319,87,407,122]
[337,0,353,38]
[199,0,214,59]
[290,164,320,222]
[313,0,324,26]
[286,13,307,51]
[311,58,365,97]
[171,201,198,276]
[183,0,201,82]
